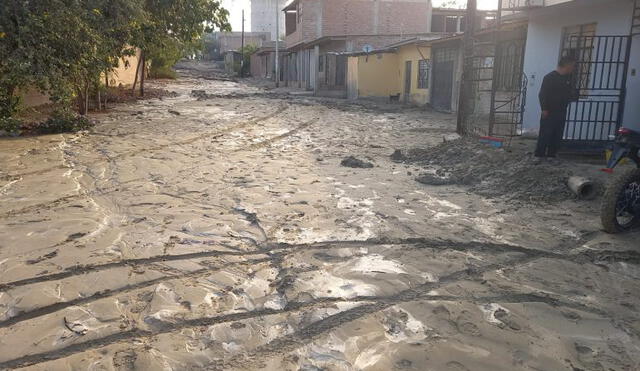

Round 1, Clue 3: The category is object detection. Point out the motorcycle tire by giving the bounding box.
[601,168,640,234]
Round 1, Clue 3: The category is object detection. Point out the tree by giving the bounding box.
[131,0,231,96]
[0,0,143,116]
[0,0,231,123]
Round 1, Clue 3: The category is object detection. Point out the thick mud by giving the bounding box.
[1,61,639,371]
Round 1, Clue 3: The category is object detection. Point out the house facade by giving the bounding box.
[250,41,286,79]
[346,38,433,105]
[514,0,640,148]
[280,0,433,95]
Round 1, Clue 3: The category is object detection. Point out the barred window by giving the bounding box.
[561,23,597,95]
[418,59,430,89]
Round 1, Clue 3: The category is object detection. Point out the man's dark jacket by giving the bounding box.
[539,71,576,115]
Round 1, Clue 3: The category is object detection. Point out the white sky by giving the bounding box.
[222,0,499,31]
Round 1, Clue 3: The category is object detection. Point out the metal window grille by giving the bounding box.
[561,23,596,95]
[418,59,430,89]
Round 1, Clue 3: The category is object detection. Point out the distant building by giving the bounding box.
[251,0,287,41]
[430,7,496,33]
[280,0,434,95]
[250,41,287,79]
[204,32,270,60]
[345,37,435,105]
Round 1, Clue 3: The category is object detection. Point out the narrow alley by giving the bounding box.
[0,62,639,371]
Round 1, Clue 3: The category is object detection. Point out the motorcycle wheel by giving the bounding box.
[601,168,640,233]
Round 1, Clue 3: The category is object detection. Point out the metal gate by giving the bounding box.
[560,35,632,148]
[431,46,457,112]
[404,61,412,103]
[489,36,528,137]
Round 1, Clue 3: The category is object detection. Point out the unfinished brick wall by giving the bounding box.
[285,0,430,48]
[322,0,429,37]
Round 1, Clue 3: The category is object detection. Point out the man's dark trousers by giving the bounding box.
[535,111,566,158]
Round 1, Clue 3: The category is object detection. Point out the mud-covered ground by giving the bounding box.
[1,61,639,371]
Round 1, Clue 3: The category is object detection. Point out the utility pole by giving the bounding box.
[456,0,477,135]
[275,0,280,87]
[241,9,245,78]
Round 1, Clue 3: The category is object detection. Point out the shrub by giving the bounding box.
[0,116,22,136]
[37,109,92,134]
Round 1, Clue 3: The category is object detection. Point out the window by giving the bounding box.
[418,59,430,89]
[319,55,325,72]
[446,16,459,32]
[431,15,445,32]
[495,39,525,91]
[561,23,597,94]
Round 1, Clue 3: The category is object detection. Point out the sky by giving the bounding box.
[222,0,499,31]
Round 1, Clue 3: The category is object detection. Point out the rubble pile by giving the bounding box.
[395,139,579,203]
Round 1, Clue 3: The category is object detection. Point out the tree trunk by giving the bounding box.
[83,83,89,115]
[131,51,142,96]
[140,50,146,97]
[97,90,101,111]
[104,72,109,109]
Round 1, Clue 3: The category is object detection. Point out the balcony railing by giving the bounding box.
[501,0,582,10]
[500,0,545,10]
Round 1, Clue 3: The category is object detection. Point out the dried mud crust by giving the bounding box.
[396,138,582,203]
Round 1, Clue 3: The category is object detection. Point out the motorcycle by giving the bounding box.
[601,127,640,233]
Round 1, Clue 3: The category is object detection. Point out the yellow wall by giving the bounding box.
[20,48,142,108]
[106,49,142,88]
[397,44,431,105]
[349,43,431,106]
[354,52,401,98]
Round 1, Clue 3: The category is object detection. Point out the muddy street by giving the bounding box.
[1,62,640,371]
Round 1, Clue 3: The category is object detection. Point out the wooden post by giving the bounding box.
[456,0,477,136]
[240,9,245,77]
[275,0,280,87]
[140,50,146,97]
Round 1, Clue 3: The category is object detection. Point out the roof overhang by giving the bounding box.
[283,0,299,12]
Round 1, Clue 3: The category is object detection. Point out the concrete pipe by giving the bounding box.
[567,176,597,200]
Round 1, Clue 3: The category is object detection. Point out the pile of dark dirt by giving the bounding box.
[105,87,177,104]
[395,138,580,203]
[341,156,374,168]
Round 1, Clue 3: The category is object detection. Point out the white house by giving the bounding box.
[513,0,640,148]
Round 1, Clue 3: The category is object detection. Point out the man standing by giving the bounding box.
[535,56,577,158]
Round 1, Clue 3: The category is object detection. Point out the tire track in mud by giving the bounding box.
[0,105,291,220]
[0,237,547,290]
[240,117,319,152]
[0,256,273,329]
[0,252,621,370]
[0,104,289,182]
[0,236,636,365]
[0,238,553,328]
[2,236,637,292]
[214,253,625,370]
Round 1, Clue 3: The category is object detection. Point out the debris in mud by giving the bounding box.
[415,174,453,186]
[26,250,58,265]
[390,148,430,163]
[168,110,181,115]
[341,156,374,168]
[402,138,583,203]
[63,317,88,336]
[391,149,407,162]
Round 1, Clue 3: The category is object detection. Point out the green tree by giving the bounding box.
[0,0,230,123]
[132,0,231,95]
[0,0,143,116]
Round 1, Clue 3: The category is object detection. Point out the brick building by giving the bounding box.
[279,0,433,95]
[251,0,287,41]
[212,32,271,55]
